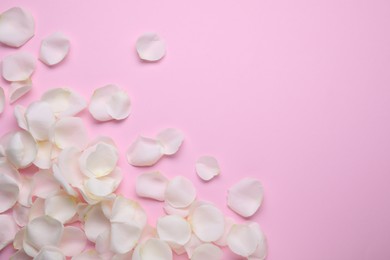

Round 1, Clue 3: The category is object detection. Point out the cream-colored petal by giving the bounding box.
[157,215,191,246]
[106,89,131,120]
[39,32,70,66]
[156,128,184,155]
[18,176,32,207]
[0,173,19,213]
[191,243,222,260]
[189,204,225,242]
[12,203,29,227]
[227,178,264,217]
[165,176,196,208]
[214,217,235,247]
[0,7,34,47]
[110,222,141,254]
[0,160,20,183]
[133,238,172,260]
[41,88,86,117]
[84,178,117,198]
[227,223,258,257]
[33,141,52,169]
[84,204,110,242]
[9,79,32,104]
[57,147,83,188]
[34,246,65,260]
[126,136,163,167]
[135,171,168,201]
[13,227,25,250]
[136,33,166,61]
[0,86,4,114]
[44,194,77,223]
[183,234,202,258]
[163,203,190,217]
[25,101,55,141]
[110,196,147,228]
[59,226,87,257]
[4,130,37,169]
[30,170,60,200]
[0,214,19,250]
[195,156,220,181]
[72,249,102,260]
[247,222,267,260]
[28,198,44,221]
[2,52,35,81]
[52,117,88,150]
[14,105,28,130]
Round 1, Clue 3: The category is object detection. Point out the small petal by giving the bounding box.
[195,156,220,181]
[88,85,131,121]
[33,141,53,169]
[12,203,30,227]
[4,130,37,168]
[41,88,86,117]
[126,136,163,166]
[227,223,259,257]
[84,204,110,242]
[59,226,87,257]
[25,101,55,141]
[2,52,35,81]
[0,86,4,114]
[0,173,19,213]
[0,214,19,250]
[44,194,77,223]
[52,117,88,150]
[39,32,70,66]
[34,246,65,260]
[227,178,264,217]
[189,204,225,242]
[191,243,222,260]
[165,176,196,208]
[133,238,172,260]
[0,7,34,47]
[157,215,191,246]
[156,128,184,155]
[135,171,168,201]
[136,33,166,61]
[9,79,32,103]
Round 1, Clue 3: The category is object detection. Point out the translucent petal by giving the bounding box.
[126,136,163,166]
[9,79,32,103]
[52,164,78,197]
[227,178,264,217]
[2,52,35,81]
[0,86,4,114]
[133,238,172,260]
[52,117,88,150]
[156,128,184,155]
[189,204,225,242]
[157,215,191,246]
[0,173,19,213]
[34,246,65,260]
[165,176,196,208]
[59,226,87,256]
[41,88,86,117]
[195,156,220,181]
[191,243,222,260]
[39,32,70,66]
[0,160,20,183]
[135,171,168,201]
[136,33,166,61]
[44,194,77,223]
[12,203,30,227]
[4,130,37,168]
[84,178,117,197]
[25,101,55,141]
[0,7,34,47]
[0,214,18,250]
[110,222,141,254]
[33,141,52,169]
[227,223,258,257]
[84,204,110,242]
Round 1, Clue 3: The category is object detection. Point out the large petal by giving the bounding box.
[4,130,37,169]
[156,128,184,155]
[84,204,110,242]
[227,178,264,217]
[59,226,87,256]
[52,117,88,150]
[25,101,55,141]
[0,7,34,47]
[195,155,220,181]
[157,215,191,246]
[189,204,225,242]
[9,79,32,104]
[165,176,196,208]
[0,214,19,250]
[136,33,166,61]
[39,32,70,66]
[2,52,35,81]
[135,171,168,201]
[191,243,222,260]
[214,216,235,247]
[0,173,19,213]
[126,136,163,166]
[41,88,86,117]
[0,86,4,114]
[133,238,172,260]
[44,194,77,223]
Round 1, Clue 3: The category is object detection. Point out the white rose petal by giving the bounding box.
[165,176,196,208]
[4,130,37,169]
[30,170,60,200]
[136,33,166,61]
[59,226,87,257]
[14,105,28,130]
[227,223,259,257]
[214,217,235,247]
[72,249,102,260]
[110,196,147,228]
[247,222,267,260]
[157,215,191,246]
[9,79,32,103]
[133,238,172,260]
[41,88,86,117]
[39,32,70,66]
[12,203,29,227]
[28,198,44,221]
[163,203,189,218]
[0,7,34,47]
[195,156,220,181]
[190,204,225,242]
[2,52,35,81]
[10,249,31,260]
[25,101,55,141]
[44,194,77,223]
[18,177,32,207]
[156,128,184,155]
[126,136,163,166]
[33,141,53,169]
[52,117,88,150]
[84,204,110,242]
[56,147,83,187]
[34,246,65,260]
[0,86,4,114]
[135,171,168,201]
[183,234,202,258]
[0,173,19,213]
[110,222,141,254]
[227,178,264,217]
[0,214,18,250]
[191,243,222,260]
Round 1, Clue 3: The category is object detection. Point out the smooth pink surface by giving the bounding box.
[1,0,390,259]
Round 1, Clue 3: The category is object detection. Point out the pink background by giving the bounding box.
[1,0,390,259]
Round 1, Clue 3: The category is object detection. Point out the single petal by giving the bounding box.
[4,130,37,168]
[157,215,191,246]
[227,178,264,217]
[0,86,4,114]
[52,117,88,150]
[165,176,196,208]
[227,223,259,257]
[0,7,34,47]
[110,222,141,254]
[72,249,102,260]
[25,101,55,141]
[126,136,163,166]
[214,217,235,247]
[133,238,172,260]
[136,33,166,61]
[84,204,110,242]
[135,171,168,201]
[33,141,52,169]
[191,243,222,260]
[59,226,87,257]
[2,52,35,81]
[88,85,131,121]
[0,173,19,213]
[0,214,19,250]
[44,194,77,223]
[12,203,30,227]
[110,196,147,228]
[189,204,225,242]
[34,246,65,260]
[156,128,184,155]
[39,32,70,66]
[195,156,220,181]
[41,88,86,117]
[14,105,28,130]
[10,249,31,260]
[30,170,60,200]
[9,79,32,103]
[25,216,63,253]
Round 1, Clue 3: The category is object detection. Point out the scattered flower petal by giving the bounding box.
[195,155,220,181]
[14,105,28,130]
[41,88,86,117]
[136,33,166,61]
[165,176,196,208]
[156,128,184,155]
[30,170,60,200]
[12,203,30,227]
[39,32,70,66]
[33,141,53,169]
[3,130,37,168]
[110,222,140,254]
[191,243,222,260]
[0,173,19,213]
[52,117,88,150]
[227,223,259,257]
[190,204,225,242]
[133,238,172,260]
[157,215,191,246]
[0,214,18,250]
[2,52,35,81]
[9,79,32,103]
[72,249,102,260]
[135,171,168,201]
[84,204,110,242]
[45,194,77,223]
[0,7,35,47]
[126,136,163,166]
[10,249,31,260]
[25,101,55,141]
[59,226,87,257]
